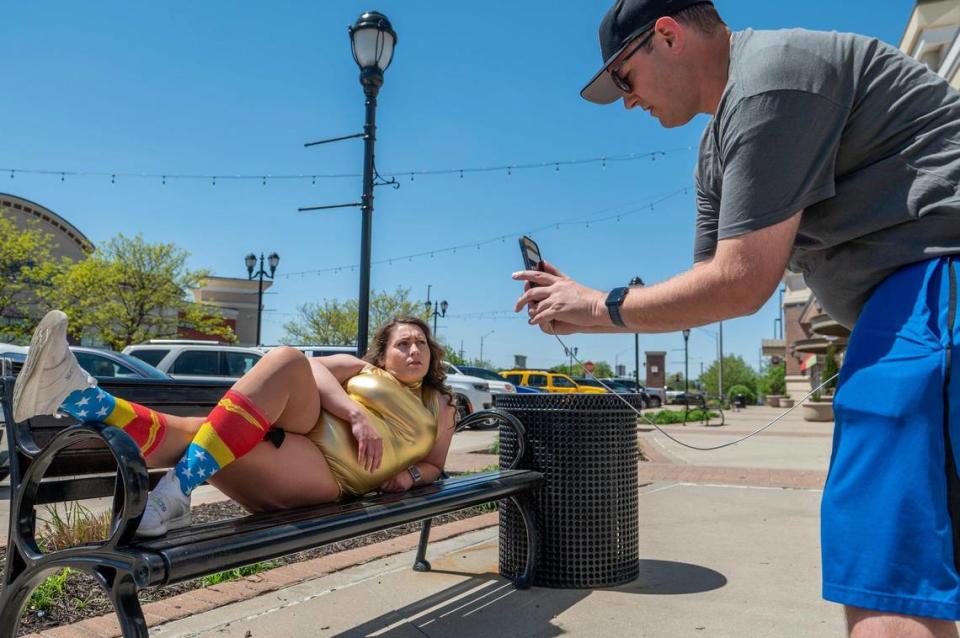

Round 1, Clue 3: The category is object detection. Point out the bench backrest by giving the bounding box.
[1,376,231,503]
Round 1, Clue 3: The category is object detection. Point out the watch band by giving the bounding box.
[606,287,629,327]
[407,465,423,485]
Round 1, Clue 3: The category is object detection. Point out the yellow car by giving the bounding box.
[499,370,607,394]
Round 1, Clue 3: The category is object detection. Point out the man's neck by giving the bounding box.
[698,28,732,115]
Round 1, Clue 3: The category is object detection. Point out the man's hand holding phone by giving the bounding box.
[513,236,611,334]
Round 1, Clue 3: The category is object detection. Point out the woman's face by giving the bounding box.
[380,323,431,384]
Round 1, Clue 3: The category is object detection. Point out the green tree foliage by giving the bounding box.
[445,346,468,366]
[727,383,757,405]
[666,372,686,391]
[283,287,431,347]
[698,355,758,398]
[758,362,787,396]
[822,345,840,394]
[0,209,73,342]
[48,234,234,350]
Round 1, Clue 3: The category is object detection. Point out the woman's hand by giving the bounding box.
[350,412,383,473]
[380,470,414,493]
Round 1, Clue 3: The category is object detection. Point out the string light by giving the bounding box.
[0,146,693,186]
[278,185,692,280]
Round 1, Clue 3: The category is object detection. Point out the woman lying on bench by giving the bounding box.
[13,311,457,538]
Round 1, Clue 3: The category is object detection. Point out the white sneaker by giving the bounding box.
[136,469,192,538]
[13,310,96,423]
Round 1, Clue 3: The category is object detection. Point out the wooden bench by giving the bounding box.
[0,376,542,637]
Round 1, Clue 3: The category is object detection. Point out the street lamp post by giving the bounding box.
[352,12,396,356]
[629,276,644,391]
[245,252,280,347]
[682,329,691,399]
[479,330,494,365]
[424,286,448,336]
[565,346,578,374]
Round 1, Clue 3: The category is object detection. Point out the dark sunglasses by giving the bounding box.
[609,30,655,94]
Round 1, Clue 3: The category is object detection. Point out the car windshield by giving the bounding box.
[112,351,170,379]
[457,366,506,382]
[575,378,603,387]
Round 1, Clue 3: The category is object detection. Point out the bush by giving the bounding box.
[759,363,786,396]
[727,384,756,405]
[822,346,839,394]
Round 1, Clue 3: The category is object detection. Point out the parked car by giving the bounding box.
[450,365,517,395]
[601,377,664,408]
[499,370,607,394]
[441,362,494,426]
[265,345,357,358]
[0,344,170,380]
[123,341,263,381]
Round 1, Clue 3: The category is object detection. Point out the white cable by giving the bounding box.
[553,333,839,451]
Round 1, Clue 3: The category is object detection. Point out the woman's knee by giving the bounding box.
[261,346,308,370]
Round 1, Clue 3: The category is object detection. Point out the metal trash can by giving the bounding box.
[496,393,641,588]
[734,394,747,409]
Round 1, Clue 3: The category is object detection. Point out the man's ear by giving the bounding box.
[655,16,683,51]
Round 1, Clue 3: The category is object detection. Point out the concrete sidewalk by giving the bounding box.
[22,407,858,637]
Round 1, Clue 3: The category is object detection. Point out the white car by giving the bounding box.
[123,340,263,381]
[441,362,494,423]
[451,365,517,395]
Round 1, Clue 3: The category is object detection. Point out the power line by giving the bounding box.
[278,185,692,279]
[0,147,693,186]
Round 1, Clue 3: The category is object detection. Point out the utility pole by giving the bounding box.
[718,321,725,399]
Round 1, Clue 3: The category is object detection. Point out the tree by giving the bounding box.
[822,345,840,394]
[758,362,786,396]
[549,360,614,378]
[698,355,758,398]
[0,209,73,342]
[283,287,431,347]
[48,234,234,350]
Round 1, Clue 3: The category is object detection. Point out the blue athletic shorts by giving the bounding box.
[822,256,960,619]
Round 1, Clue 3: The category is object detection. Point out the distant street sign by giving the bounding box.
[584,360,595,374]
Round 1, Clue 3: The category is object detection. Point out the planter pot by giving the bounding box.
[765,395,782,407]
[778,398,795,408]
[802,401,834,422]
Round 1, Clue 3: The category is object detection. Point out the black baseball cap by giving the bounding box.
[581,0,713,104]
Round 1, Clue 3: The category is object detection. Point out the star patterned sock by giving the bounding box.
[60,387,167,457]
[173,389,271,496]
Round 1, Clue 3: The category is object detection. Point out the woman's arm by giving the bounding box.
[308,355,384,472]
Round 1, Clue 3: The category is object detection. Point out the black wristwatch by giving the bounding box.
[605,287,630,327]
[407,465,423,485]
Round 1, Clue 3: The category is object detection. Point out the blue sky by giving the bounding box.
[3,1,916,376]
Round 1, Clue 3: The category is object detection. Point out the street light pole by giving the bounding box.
[682,329,691,400]
[424,287,448,336]
[565,346,578,374]
[480,330,494,365]
[718,320,725,399]
[629,276,644,391]
[245,252,280,347]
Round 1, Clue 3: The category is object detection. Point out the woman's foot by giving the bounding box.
[13,310,95,423]
[137,469,192,538]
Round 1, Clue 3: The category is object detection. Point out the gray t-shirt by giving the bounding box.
[695,28,960,328]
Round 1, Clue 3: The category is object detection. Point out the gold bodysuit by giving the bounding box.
[306,365,440,498]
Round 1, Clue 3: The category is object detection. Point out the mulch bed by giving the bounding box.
[4,499,493,636]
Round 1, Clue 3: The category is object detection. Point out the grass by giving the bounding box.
[28,568,74,613]
[199,561,277,587]
[486,436,500,455]
[37,501,112,552]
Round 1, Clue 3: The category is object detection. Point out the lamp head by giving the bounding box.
[440,300,448,316]
[244,253,257,276]
[349,11,397,96]
[267,252,280,275]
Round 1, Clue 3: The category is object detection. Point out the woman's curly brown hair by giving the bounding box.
[362,316,455,403]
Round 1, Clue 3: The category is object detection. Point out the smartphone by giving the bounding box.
[519,235,544,288]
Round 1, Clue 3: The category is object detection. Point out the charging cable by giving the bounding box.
[553,333,839,451]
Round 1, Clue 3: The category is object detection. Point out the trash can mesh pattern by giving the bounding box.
[496,393,641,588]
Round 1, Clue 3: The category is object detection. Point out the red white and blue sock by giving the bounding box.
[61,387,167,457]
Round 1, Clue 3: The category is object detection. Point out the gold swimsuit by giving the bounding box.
[306,365,440,498]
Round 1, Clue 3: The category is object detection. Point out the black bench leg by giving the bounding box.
[94,566,150,638]
[510,495,538,590]
[413,518,433,572]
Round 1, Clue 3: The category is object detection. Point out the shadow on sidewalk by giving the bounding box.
[334,560,726,637]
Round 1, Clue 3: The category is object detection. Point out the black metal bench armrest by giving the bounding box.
[10,422,149,560]
[456,408,526,470]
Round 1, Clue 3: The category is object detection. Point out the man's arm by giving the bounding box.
[514,210,801,334]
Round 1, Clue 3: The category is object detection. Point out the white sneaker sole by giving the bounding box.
[12,310,68,423]
[135,510,192,539]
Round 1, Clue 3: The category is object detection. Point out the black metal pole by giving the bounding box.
[629,276,644,392]
[683,334,689,398]
[256,255,265,346]
[357,93,377,357]
[432,301,438,336]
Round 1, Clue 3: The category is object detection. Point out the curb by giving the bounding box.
[25,511,500,638]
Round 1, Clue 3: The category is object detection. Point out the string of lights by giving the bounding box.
[277,185,692,279]
[0,146,693,186]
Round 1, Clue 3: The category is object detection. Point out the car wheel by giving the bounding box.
[649,397,662,408]
[455,395,471,423]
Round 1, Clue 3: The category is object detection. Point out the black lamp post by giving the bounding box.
[351,12,396,356]
[629,276,644,391]
[682,328,691,399]
[565,346,578,374]
[245,252,279,346]
[424,286,448,336]
[480,330,494,365]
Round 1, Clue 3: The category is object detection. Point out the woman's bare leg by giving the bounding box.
[208,433,341,512]
[144,346,325,467]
